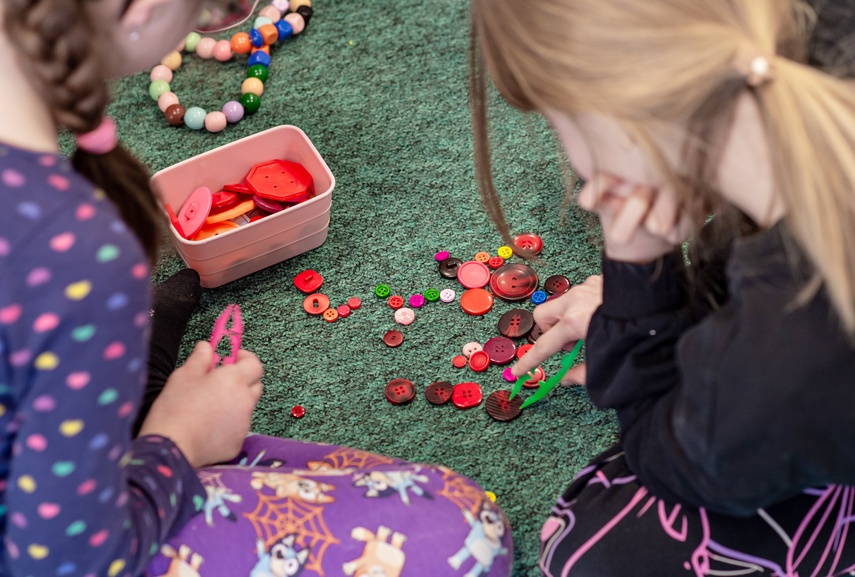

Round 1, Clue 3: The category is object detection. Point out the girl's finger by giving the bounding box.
[578,173,621,211]
[610,185,653,245]
[644,184,679,237]
[560,364,587,386]
[512,322,582,378]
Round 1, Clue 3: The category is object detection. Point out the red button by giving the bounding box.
[456,261,491,289]
[294,269,324,294]
[337,304,351,318]
[516,343,534,359]
[383,330,404,348]
[223,182,251,194]
[544,274,571,295]
[483,337,516,366]
[291,405,305,418]
[490,263,539,302]
[388,295,404,309]
[425,381,454,405]
[177,186,212,238]
[523,366,546,389]
[468,350,491,372]
[385,379,415,405]
[452,355,467,368]
[485,390,522,422]
[452,382,483,409]
[303,293,330,315]
[460,288,494,316]
[512,233,544,256]
[246,160,314,203]
[488,256,504,269]
[347,297,362,310]
[211,189,239,210]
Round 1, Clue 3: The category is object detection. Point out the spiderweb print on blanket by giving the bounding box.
[243,493,340,577]
[436,466,485,518]
[308,447,395,471]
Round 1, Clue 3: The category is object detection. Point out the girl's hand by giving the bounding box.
[138,341,264,468]
[579,173,693,263]
[511,274,603,386]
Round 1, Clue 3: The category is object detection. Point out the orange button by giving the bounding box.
[192,220,239,240]
[323,308,339,322]
[303,293,330,315]
[460,288,494,316]
[205,198,254,224]
[474,251,491,263]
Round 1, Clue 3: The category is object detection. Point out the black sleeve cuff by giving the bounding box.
[599,250,687,319]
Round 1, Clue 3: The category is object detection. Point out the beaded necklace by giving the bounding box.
[147,0,313,133]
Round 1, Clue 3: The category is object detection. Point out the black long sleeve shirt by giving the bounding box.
[585,220,855,516]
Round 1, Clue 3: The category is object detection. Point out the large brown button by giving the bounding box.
[497,308,535,339]
[385,379,415,405]
[452,382,483,409]
[544,274,571,295]
[438,257,463,279]
[425,381,454,405]
[383,330,404,348]
[527,323,544,344]
[483,337,516,366]
[490,263,539,302]
[485,390,523,422]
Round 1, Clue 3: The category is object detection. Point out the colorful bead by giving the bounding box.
[230,32,252,55]
[161,51,182,71]
[251,45,270,56]
[212,40,233,62]
[259,23,279,45]
[249,28,264,48]
[272,0,290,12]
[222,101,245,123]
[184,107,207,130]
[253,16,273,29]
[295,5,312,24]
[195,37,216,59]
[239,93,261,114]
[284,13,305,34]
[247,52,271,67]
[204,111,228,133]
[149,80,170,101]
[290,0,311,11]
[247,64,269,82]
[241,77,264,96]
[149,65,173,83]
[165,104,185,126]
[258,5,281,21]
[157,91,179,112]
[275,20,293,41]
[184,32,202,52]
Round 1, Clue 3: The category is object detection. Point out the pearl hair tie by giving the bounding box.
[733,45,776,87]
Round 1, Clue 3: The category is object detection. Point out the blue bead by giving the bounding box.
[184,107,207,130]
[250,28,264,48]
[276,20,293,42]
[247,52,271,68]
[531,290,547,305]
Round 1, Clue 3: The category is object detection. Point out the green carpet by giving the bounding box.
[107,0,619,573]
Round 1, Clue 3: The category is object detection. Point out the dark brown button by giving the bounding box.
[497,308,535,339]
[385,379,415,405]
[452,382,483,409]
[438,257,463,279]
[485,390,523,422]
[527,323,544,344]
[425,381,454,405]
[490,263,539,302]
[544,275,571,295]
[512,233,544,256]
[483,337,516,366]
[383,330,404,347]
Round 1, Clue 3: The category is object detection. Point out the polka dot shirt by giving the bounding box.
[0,145,205,577]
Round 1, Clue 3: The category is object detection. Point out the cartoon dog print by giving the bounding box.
[249,535,309,577]
[154,544,203,577]
[249,472,336,503]
[203,485,242,526]
[352,470,431,505]
[448,501,509,577]
[342,525,407,577]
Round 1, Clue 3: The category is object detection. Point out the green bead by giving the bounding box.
[247,64,269,83]
[375,284,391,298]
[240,93,261,115]
[185,31,202,52]
[149,80,170,101]
[424,288,440,302]
[184,107,207,130]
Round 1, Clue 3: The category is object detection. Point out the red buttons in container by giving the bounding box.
[394,307,415,325]
[544,274,571,295]
[488,256,504,269]
[177,186,212,238]
[337,305,351,318]
[457,260,491,289]
[303,293,330,315]
[452,355,467,368]
[347,297,362,310]
[323,308,339,322]
[388,295,404,309]
[294,269,324,294]
[516,343,534,359]
[425,381,454,405]
[246,159,314,203]
[223,182,251,194]
[485,390,522,422]
[497,308,535,339]
[460,288,494,316]
[483,337,516,366]
[439,257,463,279]
[385,379,415,405]
[468,350,491,372]
[253,194,284,214]
[512,233,544,256]
[384,330,404,348]
[462,341,483,358]
[291,405,306,418]
[211,189,238,210]
[490,263,539,302]
[523,366,546,389]
[453,382,483,409]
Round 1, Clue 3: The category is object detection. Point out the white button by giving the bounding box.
[462,341,483,358]
[394,307,415,326]
[440,289,456,303]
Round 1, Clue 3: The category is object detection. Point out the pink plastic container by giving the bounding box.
[150,125,335,288]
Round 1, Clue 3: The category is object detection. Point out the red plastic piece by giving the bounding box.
[337,305,351,318]
[223,182,252,194]
[452,382,483,409]
[347,297,362,310]
[177,186,213,238]
[452,355,467,369]
[211,190,239,209]
[291,405,305,418]
[468,350,491,372]
[246,160,314,203]
[293,269,324,294]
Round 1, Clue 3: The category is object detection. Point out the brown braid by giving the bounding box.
[3,0,162,264]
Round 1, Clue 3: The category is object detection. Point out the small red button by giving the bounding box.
[488,256,504,269]
[523,366,546,389]
[485,390,522,422]
[337,305,351,318]
[468,350,491,372]
[211,189,239,210]
[291,405,305,418]
[460,288,494,316]
[483,337,516,366]
[294,269,324,294]
[388,295,404,309]
[452,382,483,409]
[385,379,415,405]
[383,330,404,348]
[303,293,330,315]
[516,343,534,359]
[456,261,491,289]
[452,355,467,368]
[512,233,544,256]
[347,297,362,310]
[425,381,454,405]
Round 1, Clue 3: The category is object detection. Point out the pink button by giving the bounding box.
[462,341,482,358]
[177,186,212,238]
[394,307,415,325]
[502,366,516,382]
[409,294,425,308]
[435,251,450,261]
[456,260,491,289]
[337,305,351,318]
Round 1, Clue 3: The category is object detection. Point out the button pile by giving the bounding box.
[294,269,361,323]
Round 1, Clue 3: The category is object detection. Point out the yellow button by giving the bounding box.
[497,246,513,259]
[485,491,497,502]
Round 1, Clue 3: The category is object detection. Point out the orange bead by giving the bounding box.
[230,32,252,55]
[259,24,279,46]
[251,45,270,56]
[160,51,182,71]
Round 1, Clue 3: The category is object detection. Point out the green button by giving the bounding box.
[424,288,440,302]
[375,284,391,298]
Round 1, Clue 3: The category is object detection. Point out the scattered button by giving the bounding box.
[385,379,416,405]
[474,251,491,263]
[409,294,425,308]
[485,390,522,422]
[439,257,463,279]
[497,246,513,259]
[497,309,535,339]
[425,381,454,405]
[462,341,483,358]
[523,366,546,389]
[303,293,330,315]
[294,269,324,294]
[452,355,468,368]
[502,367,516,382]
[291,405,305,418]
[435,251,450,262]
[485,490,497,502]
[488,256,504,269]
[490,263,539,302]
[347,296,362,309]
[375,284,391,298]
[544,274,571,295]
[456,261,491,289]
[322,308,339,322]
[383,330,404,348]
[531,290,548,305]
[516,343,534,359]
[528,323,544,343]
[394,307,415,325]
[460,288,494,316]
[440,288,456,303]
[483,337,516,366]
[512,233,544,256]
[453,382,483,409]
[424,288,440,302]
[336,304,351,318]
[468,350,491,372]
[388,295,404,309]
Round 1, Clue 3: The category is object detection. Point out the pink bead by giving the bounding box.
[157,91,180,113]
[212,40,233,62]
[195,37,216,59]
[258,5,281,21]
[204,111,228,133]
[271,0,290,12]
[149,65,173,83]
[284,13,305,34]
